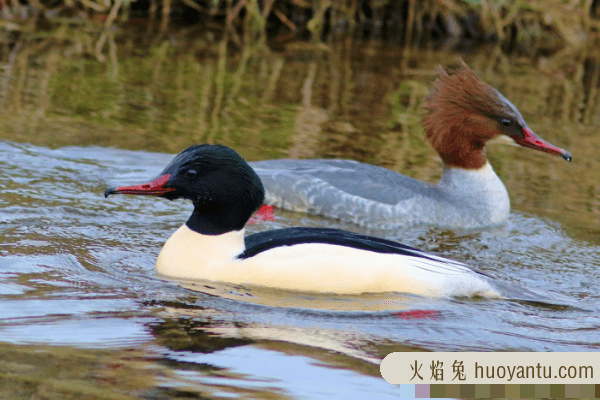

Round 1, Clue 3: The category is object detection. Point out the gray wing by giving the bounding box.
[249,159,447,228]
[251,159,440,205]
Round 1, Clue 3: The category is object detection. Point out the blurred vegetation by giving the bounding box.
[0,0,599,56]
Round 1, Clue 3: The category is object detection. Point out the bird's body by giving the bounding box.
[156,224,499,297]
[251,160,509,229]
[251,60,571,229]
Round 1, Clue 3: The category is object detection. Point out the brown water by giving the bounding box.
[0,32,599,398]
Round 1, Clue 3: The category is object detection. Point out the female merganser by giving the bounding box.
[250,60,572,229]
[106,144,530,298]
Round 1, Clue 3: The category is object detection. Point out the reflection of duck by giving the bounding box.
[107,144,532,298]
[250,60,572,229]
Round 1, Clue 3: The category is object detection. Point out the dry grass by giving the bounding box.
[0,0,598,55]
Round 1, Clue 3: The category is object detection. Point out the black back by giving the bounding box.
[240,227,491,277]
[240,227,476,272]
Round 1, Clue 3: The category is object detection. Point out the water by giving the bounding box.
[0,33,599,397]
[0,138,598,398]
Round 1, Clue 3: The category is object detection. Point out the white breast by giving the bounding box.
[156,225,501,298]
[437,162,510,226]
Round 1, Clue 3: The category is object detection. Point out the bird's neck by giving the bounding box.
[430,127,488,169]
[186,204,249,235]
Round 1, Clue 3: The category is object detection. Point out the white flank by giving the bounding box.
[156,225,501,298]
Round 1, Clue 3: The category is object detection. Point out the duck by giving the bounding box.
[250,60,572,230]
[106,144,540,299]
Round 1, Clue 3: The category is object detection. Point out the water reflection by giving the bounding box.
[157,345,402,399]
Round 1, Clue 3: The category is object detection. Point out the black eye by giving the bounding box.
[500,118,512,127]
[185,169,197,179]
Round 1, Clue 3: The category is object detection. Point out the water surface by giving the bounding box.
[0,138,598,398]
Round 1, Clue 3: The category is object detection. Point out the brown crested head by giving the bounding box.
[422,59,571,169]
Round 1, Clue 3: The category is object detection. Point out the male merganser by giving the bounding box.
[106,144,532,298]
[250,60,572,229]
